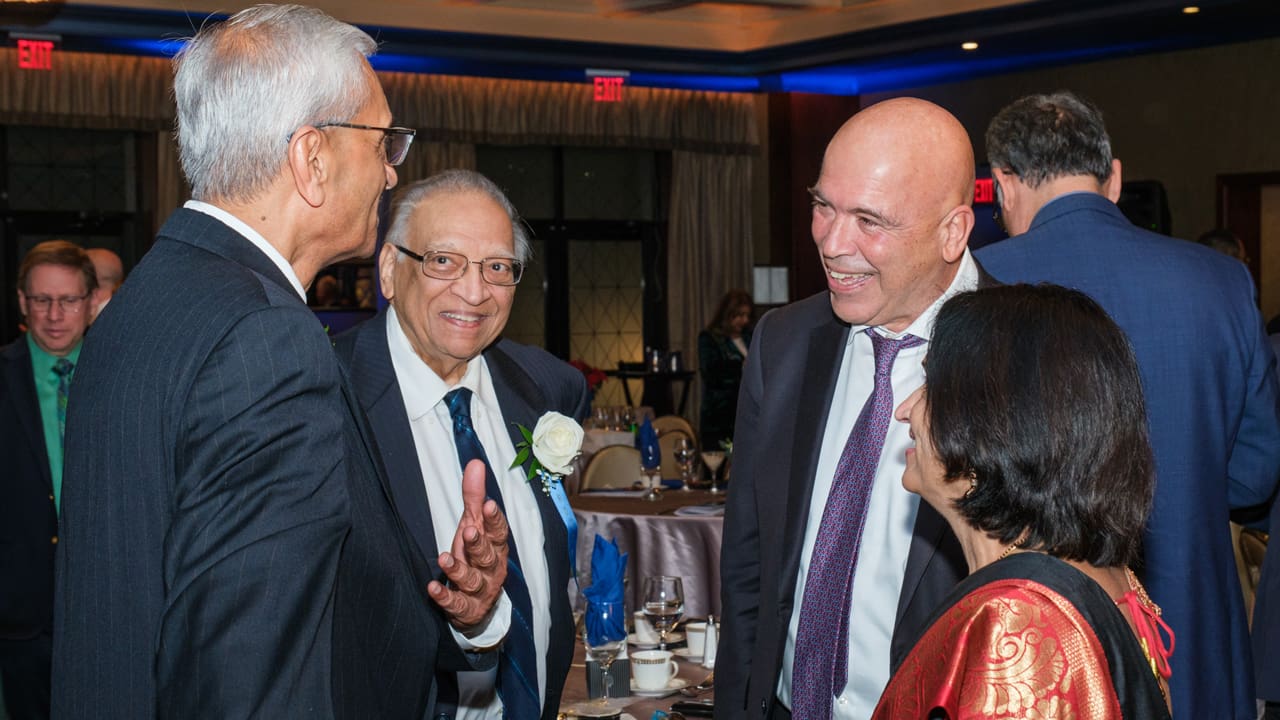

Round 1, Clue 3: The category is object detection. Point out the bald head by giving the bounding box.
[809,97,976,331]
[827,98,975,210]
[86,248,124,294]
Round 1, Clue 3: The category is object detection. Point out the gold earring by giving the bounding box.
[964,472,977,498]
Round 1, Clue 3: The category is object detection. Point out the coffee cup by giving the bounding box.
[631,649,679,690]
[633,611,658,644]
[684,621,707,657]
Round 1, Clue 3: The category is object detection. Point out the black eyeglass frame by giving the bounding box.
[314,122,417,166]
[392,244,525,286]
[23,292,92,314]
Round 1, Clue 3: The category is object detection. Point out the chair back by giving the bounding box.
[653,415,697,481]
[581,445,640,491]
[1233,522,1269,626]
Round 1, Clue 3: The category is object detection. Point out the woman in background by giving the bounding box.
[698,289,753,450]
[874,284,1173,720]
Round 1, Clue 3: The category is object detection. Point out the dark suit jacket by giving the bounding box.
[334,312,590,720]
[717,264,995,719]
[0,337,58,645]
[977,192,1280,719]
[52,208,471,720]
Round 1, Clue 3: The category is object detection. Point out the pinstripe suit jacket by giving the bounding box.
[52,209,466,719]
[335,312,590,720]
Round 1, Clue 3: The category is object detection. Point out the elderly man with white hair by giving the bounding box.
[52,6,511,719]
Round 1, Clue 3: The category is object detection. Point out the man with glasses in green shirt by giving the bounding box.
[1,239,96,720]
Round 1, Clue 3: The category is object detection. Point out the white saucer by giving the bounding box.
[558,701,637,719]
[630,676,690,698]
[672,647,703,661]
[627,632,684,648]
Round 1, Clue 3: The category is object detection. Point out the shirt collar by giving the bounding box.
[184,199,307,302]
[852,248,980,343]
[26,333,83,377]
[385,305,498,420]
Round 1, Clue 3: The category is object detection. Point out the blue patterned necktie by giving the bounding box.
[445,387,540,718]
[53,358,75,448]
[791,329,925,719]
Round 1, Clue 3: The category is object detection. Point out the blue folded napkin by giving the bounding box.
[637,418,661,470]
[583,535,628,646]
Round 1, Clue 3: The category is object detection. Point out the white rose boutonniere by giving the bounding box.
[511,411,584,493]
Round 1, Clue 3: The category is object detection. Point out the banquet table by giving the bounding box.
[558,641,715,719]
[571,490,724,620]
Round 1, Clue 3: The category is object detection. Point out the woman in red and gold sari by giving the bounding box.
[874,284,1173,720]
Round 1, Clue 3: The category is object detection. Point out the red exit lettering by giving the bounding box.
[17,39,54,71]
[974,177,994,204]
[593,76,624,103]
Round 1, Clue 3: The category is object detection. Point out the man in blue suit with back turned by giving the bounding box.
[976,90,1280,720]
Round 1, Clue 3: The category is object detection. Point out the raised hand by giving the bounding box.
[427,459,510,629]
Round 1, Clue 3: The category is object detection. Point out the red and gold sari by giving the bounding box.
[873,552,1171,720]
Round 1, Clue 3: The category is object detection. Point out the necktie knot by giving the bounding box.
[868,329,924,377]
[445,387,473,427]
[53,358,75,377]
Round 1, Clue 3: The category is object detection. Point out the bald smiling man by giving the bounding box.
[717,98,996,720]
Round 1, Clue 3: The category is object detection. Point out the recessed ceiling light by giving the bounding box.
[1182,6,1200,13]
[961,41,979,51]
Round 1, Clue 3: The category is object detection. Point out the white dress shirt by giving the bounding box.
[776,250,980,719]
[184,200,307,302]
[387,307,551,719]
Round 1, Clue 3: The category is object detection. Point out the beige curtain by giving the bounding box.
[1,50,760,387]
[668,151,755,429]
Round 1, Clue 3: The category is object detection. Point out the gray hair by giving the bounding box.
[385,170,532,264]
[174,5,378,202]
[985,90,1114,189]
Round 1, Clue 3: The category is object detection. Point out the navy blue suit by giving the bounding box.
[53,209,476,719]
[335,312,589,720]
[977,192,1280,720]
[1,337,60,718]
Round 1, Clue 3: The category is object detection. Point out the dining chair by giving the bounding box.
[581,445,641,491]
[653,415,697,481]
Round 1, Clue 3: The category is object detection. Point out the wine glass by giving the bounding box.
[583,599,627,704]
[642,575,685,651]
[701,450,726,494]
[673,436,698,489]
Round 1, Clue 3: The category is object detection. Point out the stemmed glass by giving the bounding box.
[673,436,698,490]
[642,575,685,651]
[701,450,726,494]
[583,599,627,704]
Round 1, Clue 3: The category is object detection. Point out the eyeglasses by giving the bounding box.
[25,293,91,315]
[392,245,524,286]
[315,122,416,166]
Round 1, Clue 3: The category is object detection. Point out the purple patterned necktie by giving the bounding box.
[791,329,925,719]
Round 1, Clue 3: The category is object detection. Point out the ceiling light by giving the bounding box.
[961,41,979,51]
[1182,6,1200,13]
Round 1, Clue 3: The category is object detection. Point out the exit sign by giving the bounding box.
[593,76,624,103]
[17,39,54,70]
[974,177,994,204]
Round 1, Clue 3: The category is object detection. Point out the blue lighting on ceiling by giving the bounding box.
[96,36,186,57]
[770,40,1161,95]
[71,22,1187,97]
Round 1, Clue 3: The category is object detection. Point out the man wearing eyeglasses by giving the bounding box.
[336,170,590,720]
[53,7,508,720]
[1,240,96,720]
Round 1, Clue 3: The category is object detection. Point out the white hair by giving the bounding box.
[174,4,378,202]
[386,170,532,264]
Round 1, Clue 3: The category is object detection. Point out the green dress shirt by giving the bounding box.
[27,334,82,512]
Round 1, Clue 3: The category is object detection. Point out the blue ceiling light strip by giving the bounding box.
[10,0,1280,96]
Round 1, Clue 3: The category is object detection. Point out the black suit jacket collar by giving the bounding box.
[342,315,570,576]
[3,338,50,489]
[775,259,995,657]
[159,208,298,302]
